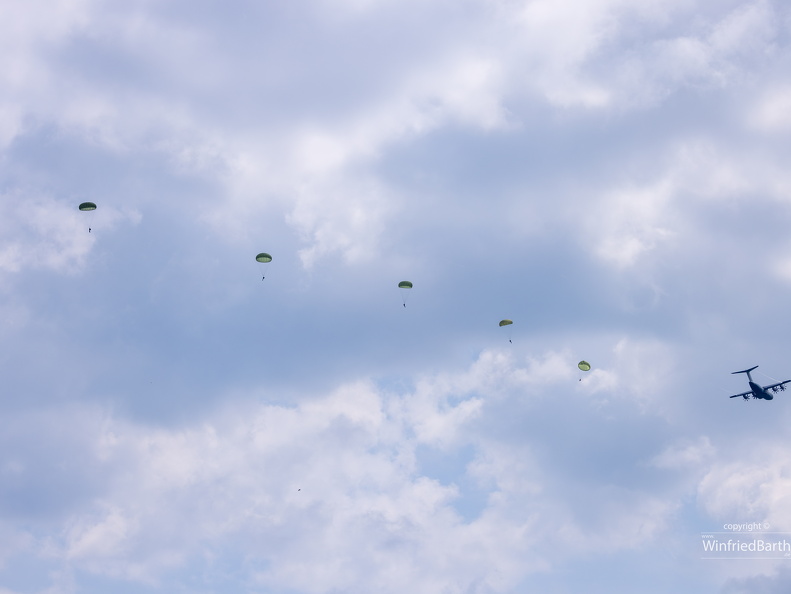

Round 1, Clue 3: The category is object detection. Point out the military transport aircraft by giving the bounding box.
[729,366,791,401]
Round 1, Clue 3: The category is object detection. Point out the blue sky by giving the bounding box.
[2,0,791,592]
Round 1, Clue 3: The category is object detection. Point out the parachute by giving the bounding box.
[78,202,97,232]
[256,253,272,280]
[398,280,412,307]
[499,319,513,343]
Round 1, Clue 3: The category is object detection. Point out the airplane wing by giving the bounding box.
[729,391,752,399]
[763,380,791,392]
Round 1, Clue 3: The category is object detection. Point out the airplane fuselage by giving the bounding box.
[749,381,773,400]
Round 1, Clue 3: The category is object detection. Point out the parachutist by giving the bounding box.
[88,228,91,233]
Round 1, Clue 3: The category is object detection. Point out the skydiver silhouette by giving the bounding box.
[89,227,91,233]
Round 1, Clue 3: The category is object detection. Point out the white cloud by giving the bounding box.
[0,0,94,147]
[1,0,783,273]
[699,446,791,530]
[749,86,791,131]
[591,179,677,269]
[583,135,791,282]
[66,506,138,561]
[651,436,715,469]
[0,345,686,590]
[607,338,677,413]
[708,0,777,58]
[0,191,138,276]
[276,51,510,266]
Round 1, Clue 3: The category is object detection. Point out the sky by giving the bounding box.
[2,0,791,592]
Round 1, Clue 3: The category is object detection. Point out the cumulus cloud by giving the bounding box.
[0,346,688,591]
[590,179,677,269]
[5,0,781,269]
[652,436,715,469]
[749,85,791,131]
[698,446,791,531]
[0,190,138,276]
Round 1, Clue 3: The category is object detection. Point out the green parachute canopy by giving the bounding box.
[255,253,273,263]
[499,319,513,327]
[578,361,591,372]
[78,202,97,211]
[398,281,413,289]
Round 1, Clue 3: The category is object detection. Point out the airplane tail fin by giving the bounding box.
[732,365,759,375]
